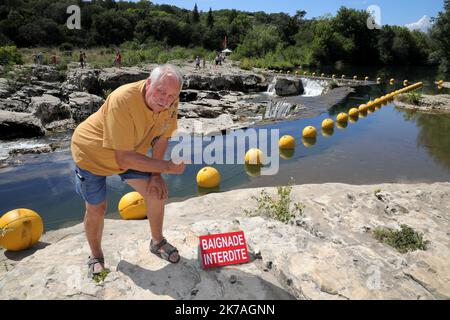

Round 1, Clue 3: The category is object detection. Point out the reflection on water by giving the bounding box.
[402,110,450,171]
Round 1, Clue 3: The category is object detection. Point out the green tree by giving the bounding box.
[235,24,281,58]
[207,8,214,28]
[430,0,450,73]
[192,3,200,23]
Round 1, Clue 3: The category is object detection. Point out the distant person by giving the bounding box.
[79,50,86,69]
[36,52,44,65]
[114,50,122,68]
[32,53,38,64]
[51,54,59,65]
[215,54,220,67]
[195,56,201,70]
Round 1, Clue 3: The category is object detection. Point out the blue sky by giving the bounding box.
[150,0,445,26]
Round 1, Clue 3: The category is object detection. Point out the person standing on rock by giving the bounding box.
[79,50,86,69]
[114,50,122,68]
[71,64,186,279]
[195,56,201,70]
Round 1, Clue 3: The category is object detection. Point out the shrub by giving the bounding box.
[0,46,23,65]
[373,224,429,253]
[397,92,421,105]
[59,42,74,51]
[245,185,304,224]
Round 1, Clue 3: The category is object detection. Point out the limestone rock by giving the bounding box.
[98,67,149,92]
[275,77,304,96]
[29,94,71,125]
[0,78,12,98]
[31,65,63,82]
[68,92,105,123]
[1,183,449,300]
[0,109,45,140]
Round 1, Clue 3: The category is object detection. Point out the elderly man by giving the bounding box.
[71,64,186,279]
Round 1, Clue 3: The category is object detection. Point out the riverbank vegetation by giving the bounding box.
[0,0,449,73]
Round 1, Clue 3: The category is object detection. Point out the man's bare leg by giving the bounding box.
[84,200,107,273]
[126,178,179,261]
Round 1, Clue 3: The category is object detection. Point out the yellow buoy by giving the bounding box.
[302,126,317,139]
[280,148,295,160]
[312,72,316,76]
[279,135,296,150]
[336,121,348,129]
[376,77,381,83]
[245,148,264,165]
[321,118,335,130]
[403,80,409,87]
[322,127,334,137]
[196,166,221,189]
[321,73,325,77]
[287,71,290,74]
[332,74,336,79]
[336,112,349,123]
[304,72,308,75]
[358,104,368,112]
[295,71,299,75]
[349,108,359,117]
[365,76,369,81]
[390,78,395,85]
[438,85,443,90]
[353,76,357,80]
[341,75,346,79]
[302,137,317,148]
[118,192,147,220]
[0,209,44,251]
[437,80,444,86]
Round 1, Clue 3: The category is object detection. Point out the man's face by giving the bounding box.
[145,76,180,113]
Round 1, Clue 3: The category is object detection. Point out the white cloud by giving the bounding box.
[405,15,432,32]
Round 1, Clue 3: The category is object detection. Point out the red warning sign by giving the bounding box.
[199,231,250,269]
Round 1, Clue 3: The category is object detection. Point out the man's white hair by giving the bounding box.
[148,64,184,92]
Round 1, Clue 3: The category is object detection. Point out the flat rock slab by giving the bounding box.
[394,94,450,114]
[1,183,449,300]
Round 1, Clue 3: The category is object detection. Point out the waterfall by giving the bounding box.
[264,101,295,119]
[266,77,328,97]
[266,77,277,96]
[301,78,328,97]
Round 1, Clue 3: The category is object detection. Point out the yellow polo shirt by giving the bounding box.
[71,80,178,176]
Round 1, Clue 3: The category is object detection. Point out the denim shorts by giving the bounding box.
[74,165,151,205]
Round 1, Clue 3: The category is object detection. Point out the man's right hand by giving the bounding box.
[167,160,186,175]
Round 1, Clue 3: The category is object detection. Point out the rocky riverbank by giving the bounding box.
[394,94,450,113]
[1,182,449,300]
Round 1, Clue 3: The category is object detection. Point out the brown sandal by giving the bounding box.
[150,238,180,264]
